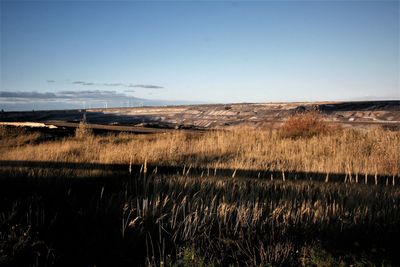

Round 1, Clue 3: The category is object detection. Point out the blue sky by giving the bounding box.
[1,1,399,110]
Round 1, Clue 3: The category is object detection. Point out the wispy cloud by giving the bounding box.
[0,90,140,103]
[58,90,128,100]
[72,81,95,86]
[1,90,205,111]
[130,84,164,89]
[61,80,164,89]
[0,91,57,99]
[46,80,55,83]
[103,83,125,87]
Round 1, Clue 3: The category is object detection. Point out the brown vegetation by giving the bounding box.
[279,111,339,138]
[75,121,93,139]
[0,125,41,148]
[1,124,400,266]
[0,124,399,177]
[1,168,399,266]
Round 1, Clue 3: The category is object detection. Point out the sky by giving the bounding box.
[0,0,399,111]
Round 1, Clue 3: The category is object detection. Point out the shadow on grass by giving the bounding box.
[0,160,396,185]
[0,160,399,267]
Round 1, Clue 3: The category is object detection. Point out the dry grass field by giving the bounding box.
[1,112,399,178]
[0,112,399,266]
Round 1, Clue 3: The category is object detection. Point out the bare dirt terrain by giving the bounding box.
[1,100,399,132]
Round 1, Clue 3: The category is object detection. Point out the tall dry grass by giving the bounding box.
[75,121,93,139]
[2,170,398,266]
[127,174,400,266]
[0,125,399,176]
[0,125,41,148]
[1,120,400,266]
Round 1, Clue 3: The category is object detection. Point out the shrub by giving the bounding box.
[75,121,93,139]
[280,111,336,139]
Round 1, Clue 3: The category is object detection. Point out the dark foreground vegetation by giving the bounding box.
[1,169,400,267]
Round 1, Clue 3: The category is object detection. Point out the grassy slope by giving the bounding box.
[1,124,399,177]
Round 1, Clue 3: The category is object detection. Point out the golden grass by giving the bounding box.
[75,121,93,139]
[0,124,399,176]
[0,125,41,148]
[128,174,400,265]
[1,121,399,265]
